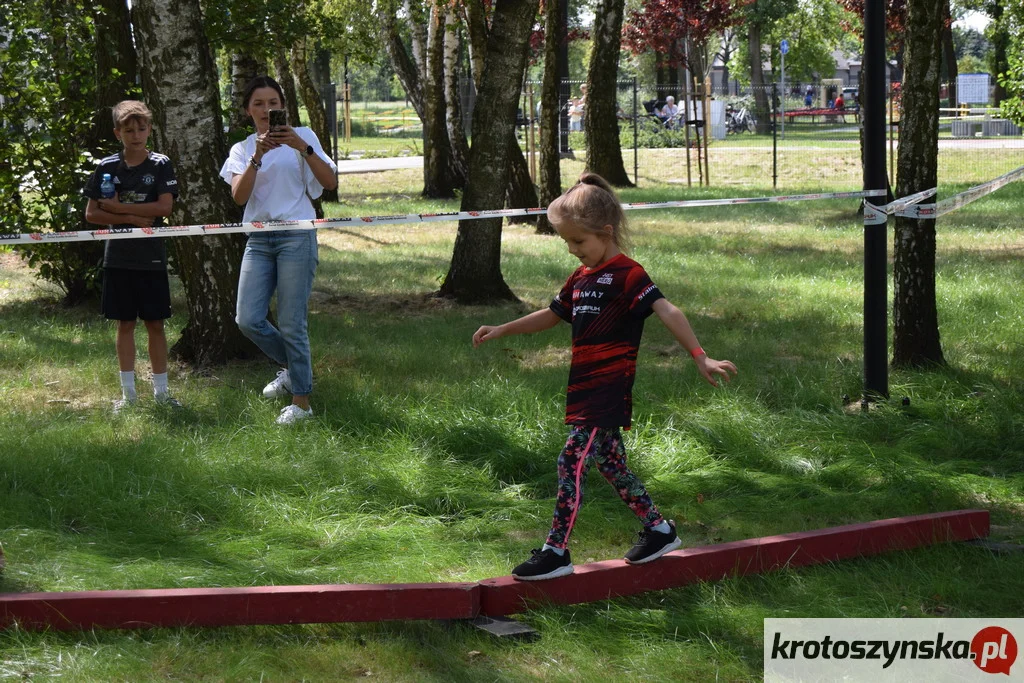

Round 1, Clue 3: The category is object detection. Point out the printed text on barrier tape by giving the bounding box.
[0,189,888,247]
[892,164,1024,219]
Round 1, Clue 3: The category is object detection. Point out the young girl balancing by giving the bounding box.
[472,173,738,581]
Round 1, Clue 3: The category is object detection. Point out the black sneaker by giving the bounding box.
[624,521,682,565]
[511,548,574,581]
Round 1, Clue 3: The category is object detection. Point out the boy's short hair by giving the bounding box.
[112,100,153,129]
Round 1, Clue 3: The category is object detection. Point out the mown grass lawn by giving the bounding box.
[1,174,1022,681]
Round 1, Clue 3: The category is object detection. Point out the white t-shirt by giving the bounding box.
[219,127,338,222]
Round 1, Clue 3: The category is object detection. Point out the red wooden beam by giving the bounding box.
[0,582,480,631]
[478,510,989,616]
[0,510,989,631]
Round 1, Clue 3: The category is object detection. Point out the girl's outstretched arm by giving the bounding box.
[473,309,562,348]
[651,298,738,387]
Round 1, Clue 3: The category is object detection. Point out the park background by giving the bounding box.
[2,0,1024,680]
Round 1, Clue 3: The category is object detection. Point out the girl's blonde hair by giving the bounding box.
[547,173,632,253]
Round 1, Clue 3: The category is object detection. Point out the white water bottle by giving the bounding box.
[100,173,115,199]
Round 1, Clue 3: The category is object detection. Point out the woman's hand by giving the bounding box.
[254,131,279,160]
[268,125,306,152]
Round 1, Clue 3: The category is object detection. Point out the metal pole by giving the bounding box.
[863,0,890,400]
[558,0,570,154]
[772,83,778,190]
[781,51,786,140]
[633,76,639,186]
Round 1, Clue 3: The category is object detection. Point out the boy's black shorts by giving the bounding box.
[102,268,172,321]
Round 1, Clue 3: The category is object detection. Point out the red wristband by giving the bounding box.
[690,347,706,359]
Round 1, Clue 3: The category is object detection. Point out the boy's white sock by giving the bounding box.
[541,543,565,556]
[652,521,671,534]
[120,371,137,401]
[152,372,169,397]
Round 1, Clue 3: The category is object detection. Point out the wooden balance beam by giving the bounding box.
[0,510,989,631]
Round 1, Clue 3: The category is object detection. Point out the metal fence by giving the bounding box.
[510,79,1024,193]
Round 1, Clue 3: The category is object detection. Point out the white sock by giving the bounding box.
[120,371,137,401]
[152,372,168,397]
[541,544,565,556]
[652,521,671,534]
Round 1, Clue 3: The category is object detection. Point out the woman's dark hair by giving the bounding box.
[241,76,285,110]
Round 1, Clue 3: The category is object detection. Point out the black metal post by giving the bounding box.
[558,0,570,154]
[772,83,778,190]
[863,0,889,400]
[633,77,639,185]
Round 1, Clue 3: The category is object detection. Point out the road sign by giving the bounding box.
[780,39,789,55]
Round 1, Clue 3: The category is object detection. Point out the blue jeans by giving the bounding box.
[236,231,318,396]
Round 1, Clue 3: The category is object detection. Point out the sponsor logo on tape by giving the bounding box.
[420,212,460,218]
[0,233,22,241]
[250,222,264,230]
[30,233,42,241]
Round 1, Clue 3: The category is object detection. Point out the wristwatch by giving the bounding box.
[249,155,262,170]
[300,144,314,158]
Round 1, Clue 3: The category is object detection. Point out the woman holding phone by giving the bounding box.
[219,75,338,425]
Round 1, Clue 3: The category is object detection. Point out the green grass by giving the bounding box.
[1,178,1023,680]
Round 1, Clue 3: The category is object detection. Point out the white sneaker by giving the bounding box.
[263,369,292,398]
[276,404,312,425]
[113,397,137,415]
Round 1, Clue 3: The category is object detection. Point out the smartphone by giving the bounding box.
[269,109,287,131]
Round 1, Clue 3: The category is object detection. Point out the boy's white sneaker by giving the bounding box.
[276,404,312,425]
[263,369,292,398]
[113,398,137,415]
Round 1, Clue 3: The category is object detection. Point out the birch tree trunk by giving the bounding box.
[90,0,137,154]
[584,0,632,186]
[291,41,337,204]
[438,0,539,303]
[536,0,563,235]
[443,12,470,184]
[229,52,261,136]
[892,0,945,367]
[132,0,255,366]
[423,5,460,198]
[274,48,302,129]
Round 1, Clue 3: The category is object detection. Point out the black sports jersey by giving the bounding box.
[550,254,664,428]
[83,151,178,270]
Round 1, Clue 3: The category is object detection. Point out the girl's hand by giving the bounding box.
[472,325,504,348]
[97,197,125,214]
[268,125,305,151]
[694,355,738,387]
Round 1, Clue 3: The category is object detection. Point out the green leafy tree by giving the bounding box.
[0,0,105,304]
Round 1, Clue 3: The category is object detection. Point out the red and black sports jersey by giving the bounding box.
[549,253,664,428]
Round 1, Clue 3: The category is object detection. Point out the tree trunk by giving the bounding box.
[506,135,539,218]
[438,0,538,303]
[537,0,563,235]
[423,5,459,198]
[941,0,957,108]
[229,52,261,136]
[443,11,470,186]
[584,0,632,187]
[274,48,302,129]
[132,0,256,367]
[90,0,137,155]
[892,0,945,368]
[382,13,425,119]
[989,2,1008,106]
[291,41,337,204]
[749,22,772,134]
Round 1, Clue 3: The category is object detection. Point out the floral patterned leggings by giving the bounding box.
[545,425,665,549]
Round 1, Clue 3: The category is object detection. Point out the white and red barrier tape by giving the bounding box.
[890,165,1024,220]
[0,189,887,246]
